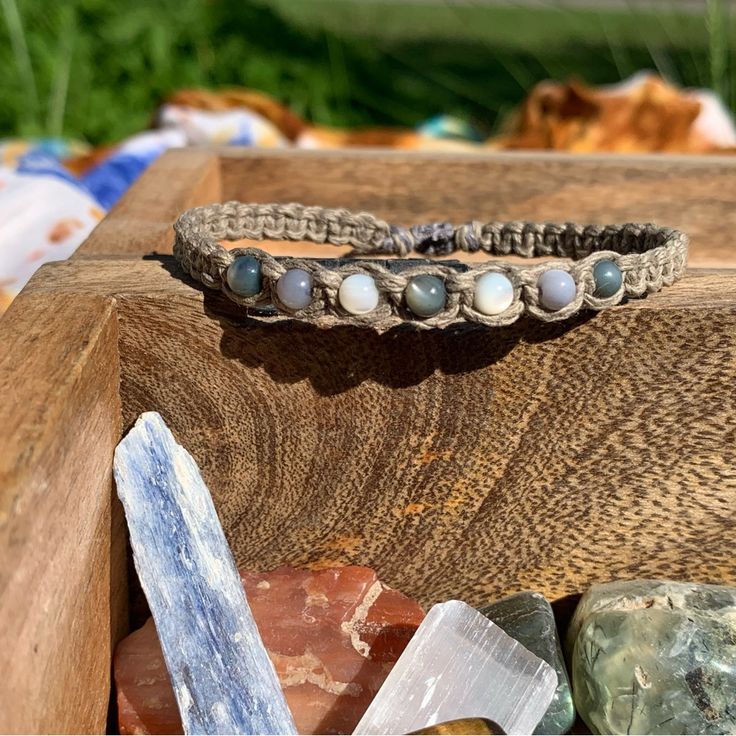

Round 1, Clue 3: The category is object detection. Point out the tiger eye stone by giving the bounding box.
[226,256,262,297]
[405,275,446,318]
[593,259,623,298]
[410,718,505,735]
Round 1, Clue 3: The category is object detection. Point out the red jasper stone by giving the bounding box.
[114,566,425,735]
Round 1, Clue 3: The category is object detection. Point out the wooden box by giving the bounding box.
[1,148,736,733]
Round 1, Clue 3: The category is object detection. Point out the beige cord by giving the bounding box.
[173,202,688,329]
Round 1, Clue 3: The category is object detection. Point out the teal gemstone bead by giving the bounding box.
[405,275,447,318]
[593,260,622,298]
[226,256,262,297]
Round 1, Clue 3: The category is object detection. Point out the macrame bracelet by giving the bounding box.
[172,202,688,329]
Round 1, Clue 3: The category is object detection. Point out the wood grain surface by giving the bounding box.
[78,148,221,257]
[22,258,736,611]
[75,148,736,267]
[0,290,126,733]
[5,149,736,730]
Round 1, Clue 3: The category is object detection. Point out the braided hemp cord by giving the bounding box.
[173,202,688,329]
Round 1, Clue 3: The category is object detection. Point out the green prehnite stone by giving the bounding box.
[481,592,575,735]
[405,275,447,317]
[593,260,622,298]
[567,579,736,735]
[227,256,262,297]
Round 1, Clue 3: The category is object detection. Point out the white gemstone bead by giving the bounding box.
[474,272,514,315]
[338,273,379,315]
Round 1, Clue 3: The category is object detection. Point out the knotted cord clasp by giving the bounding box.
[410,222,456,256]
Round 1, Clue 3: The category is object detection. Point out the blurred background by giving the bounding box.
[1,0,735,310]
[1,0,735,143]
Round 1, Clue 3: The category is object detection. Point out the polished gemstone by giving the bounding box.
[474,272,514,316]
[115,565,425,735]
[226,255,262,297]
[567,579,736,735]
[481,592,575,735]
[353,600,558,736]
[409,718,505,735]
[593,260,623,298]
[113,412,296,735]
[537,270,576,311]
[338,273,380,315]
[405,275,447,318]
[277,268,313,310]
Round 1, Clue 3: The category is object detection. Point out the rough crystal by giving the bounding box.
[114,412,296,735]
[567,579,736,735]
[353,600,558,735]
[115,565,425,735]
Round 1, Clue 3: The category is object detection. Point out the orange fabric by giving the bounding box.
[492,76,734,154]
[168,87,308,141]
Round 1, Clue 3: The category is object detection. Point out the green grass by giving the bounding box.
[269,0,735,49]
[0,0,734,145]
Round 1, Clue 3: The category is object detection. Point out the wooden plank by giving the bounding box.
[218,149,736,268]
[77,148,736,268]
[22,257,736,311]
[74,148,736,266]
[75,148,220,257]
[0,289,125,733]
[20,259,736,609]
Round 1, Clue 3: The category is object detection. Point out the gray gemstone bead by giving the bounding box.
[405,275,447,318]
[593,259,623,298]
[276,268,313,311]
[226,256,262,297]
[537,269,577,311]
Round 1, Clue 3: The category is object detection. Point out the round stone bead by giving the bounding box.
[338,273,379,315]
[276,268,313,311]
[537,269,576,311]
[474,272,514,316]
[226,255,262,297]
[405,275,446,318]
[593,259,623,298]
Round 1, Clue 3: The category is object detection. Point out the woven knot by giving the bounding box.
[382,225,413,257]
[411,222,456,256]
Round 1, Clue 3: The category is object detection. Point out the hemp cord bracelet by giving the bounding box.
[172,202,688,330]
